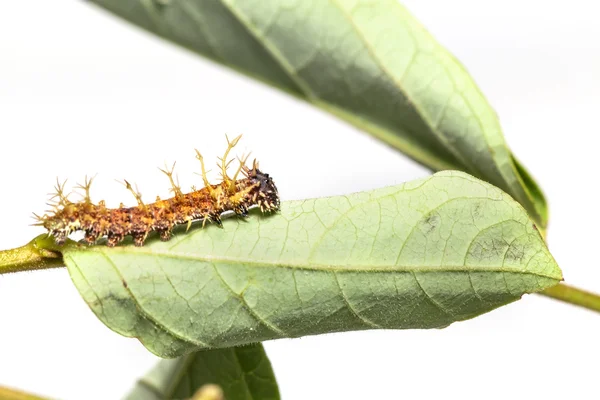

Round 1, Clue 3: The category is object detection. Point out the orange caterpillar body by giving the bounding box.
[35,136,279,247]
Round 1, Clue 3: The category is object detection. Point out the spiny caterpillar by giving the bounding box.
[34,135,280,247]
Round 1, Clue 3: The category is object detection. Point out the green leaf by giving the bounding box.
[125,343,279,400]
[85,0,548,230]
[63,171,561,358]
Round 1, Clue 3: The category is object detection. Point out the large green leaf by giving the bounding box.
[86,0,548,230]
[63,172,560,358]
[125,343,279,400]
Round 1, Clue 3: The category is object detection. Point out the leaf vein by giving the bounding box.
[411,271,456,319]
[210,262,289,338]
[333,271,383,329]
[98,252,210,348]
[218,0,318,99]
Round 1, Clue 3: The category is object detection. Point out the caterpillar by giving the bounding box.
[34,135,280,247]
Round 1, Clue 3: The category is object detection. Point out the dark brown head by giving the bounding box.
[246,162,280,212]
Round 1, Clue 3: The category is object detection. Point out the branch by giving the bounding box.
[0,235,64,275]
[0,385,51,400]
[539,283,600,313]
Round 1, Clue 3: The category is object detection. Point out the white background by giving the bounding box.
[1,1,599,399]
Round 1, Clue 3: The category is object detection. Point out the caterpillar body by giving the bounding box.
[34,136,280,247]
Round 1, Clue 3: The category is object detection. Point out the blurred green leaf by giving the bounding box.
[86,0,548,230]
[125,343,279,400]
[63,172,560,358]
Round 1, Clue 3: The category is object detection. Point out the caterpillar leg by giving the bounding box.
[234,204,248,217]
[158,229,172,242]
[132,231,149,247]
[84,230,99,245]
[212,214,223,227]
[107,232,125,247]
[201,213,222,228]
[54,231,68,246]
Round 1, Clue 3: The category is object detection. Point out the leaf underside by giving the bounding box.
[63,172,561,358]
[86,0,548,230]
[125,343,279,400]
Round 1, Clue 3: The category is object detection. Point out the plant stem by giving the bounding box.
[540,283,600,313]
[0,385,51,400]
[0,235,64,275]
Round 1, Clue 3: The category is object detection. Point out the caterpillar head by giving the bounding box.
[246,160,280,212]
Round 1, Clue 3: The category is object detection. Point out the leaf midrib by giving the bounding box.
[66,247,558,280]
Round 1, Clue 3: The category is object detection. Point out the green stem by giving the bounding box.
[539,283,600,313]
[0,385,51,400]
[0,235,64,275]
